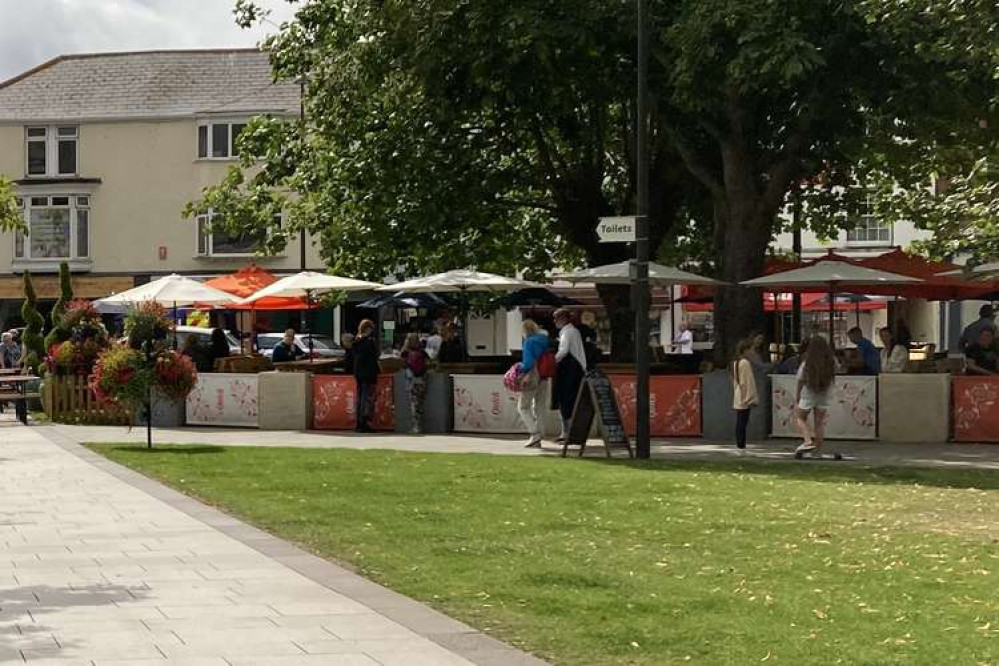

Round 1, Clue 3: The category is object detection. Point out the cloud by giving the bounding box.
[0,0,298,82]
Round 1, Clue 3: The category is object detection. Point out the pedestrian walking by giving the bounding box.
[794,335,836,456]
[731,338,758,452]
[353,319,381,433]
[401,332,429,434]
[551,308,587,442]
[517,320,549,448]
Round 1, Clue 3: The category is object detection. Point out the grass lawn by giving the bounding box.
[89,444,999,665]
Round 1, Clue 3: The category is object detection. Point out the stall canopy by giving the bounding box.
[239,271,381,305]
[556,260,723,286]
[376,269,535,294]
[856,249,995,300]
[96,274,235,310]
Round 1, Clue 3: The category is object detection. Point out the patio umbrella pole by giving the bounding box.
[306,289,314,363]
[828,282,835,346]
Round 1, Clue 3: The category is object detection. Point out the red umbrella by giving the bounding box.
[857,249,996,300]
[203,264,317,311]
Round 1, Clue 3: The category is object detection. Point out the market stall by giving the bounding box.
[952,376,999,443]
[608,375,702,437]
[771,375,877,440]
[186,373,260,428]
[878,373,950,442]
[312,375,395,431]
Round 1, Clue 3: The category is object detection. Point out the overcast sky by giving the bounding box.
[0,0,297,82]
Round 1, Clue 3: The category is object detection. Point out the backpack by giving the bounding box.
[503,363,524,392]
[405,349,428,377]
[537,350,556,379]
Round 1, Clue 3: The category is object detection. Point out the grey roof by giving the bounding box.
[0,49,300,122]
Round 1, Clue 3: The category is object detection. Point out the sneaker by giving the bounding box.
[410,427,422,435]
[524,437,542,448]
[795,442,816,454]
[736,448,747,456]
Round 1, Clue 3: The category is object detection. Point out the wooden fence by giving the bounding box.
[43,375,130,425]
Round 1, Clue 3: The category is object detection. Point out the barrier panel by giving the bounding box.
[952,376,999,442]
[186,373,259,428]
[771,375,876,440]
[878,374,950,443]
[608,375,702,437]
[312,375,394,431]
[452,375,560,435]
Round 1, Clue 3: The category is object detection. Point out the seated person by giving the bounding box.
[272,329,305,363]
[181,334,212,373]
[965,328,998,375]
[847,327,880,375]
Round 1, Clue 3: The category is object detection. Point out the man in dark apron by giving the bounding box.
[551,309,587,442]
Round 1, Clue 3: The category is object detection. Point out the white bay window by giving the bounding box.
[14,195,90,261]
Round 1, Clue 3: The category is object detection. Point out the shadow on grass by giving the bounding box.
[102,444,227,456]
[572,455,999,491]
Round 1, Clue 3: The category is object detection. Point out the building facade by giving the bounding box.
[0,49,322,323]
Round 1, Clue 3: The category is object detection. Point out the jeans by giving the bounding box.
[408,375,426,431]
[517,384,543,439]
[735,408,752,449]
[356,379,377,429]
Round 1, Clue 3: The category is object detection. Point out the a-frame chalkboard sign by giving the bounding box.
[562,370,634,458]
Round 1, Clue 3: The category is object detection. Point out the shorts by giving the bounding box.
[797,387,829,411]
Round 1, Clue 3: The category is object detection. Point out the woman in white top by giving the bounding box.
[878,326,909,373]
[731,338,758,451]
[672,322,694,354]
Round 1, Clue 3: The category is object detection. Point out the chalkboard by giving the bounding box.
[563,370,633,458]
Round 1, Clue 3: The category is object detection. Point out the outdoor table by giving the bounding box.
[771,374,877,440]
[952,375,999,442]
[878,373,950,442]
[0,374,39,425]
[607,374,702,437]
[274,358,344,374]
[452,374,560,435]
[185,373,260,428]
[312,374,395,431]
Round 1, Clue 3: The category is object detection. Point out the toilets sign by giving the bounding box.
[597,216,637,243]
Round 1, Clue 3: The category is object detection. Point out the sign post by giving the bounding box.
[597,216,637,244]
[635,0,652,459]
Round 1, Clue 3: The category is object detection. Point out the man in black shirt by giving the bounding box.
[965,328,998,375]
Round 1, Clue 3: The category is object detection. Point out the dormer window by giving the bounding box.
[197,121,247,160]
[25,126,78,177]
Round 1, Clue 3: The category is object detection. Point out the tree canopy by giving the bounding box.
[195,0,999,358]
[0,176,23,233]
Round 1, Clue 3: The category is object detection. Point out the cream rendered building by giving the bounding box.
[0,49,322,321]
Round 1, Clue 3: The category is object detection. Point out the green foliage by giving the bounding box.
[45,262,75,350]
[124,301,171,351]
[0,176,24,233]
[91,346,153,412]
[43,300,110,377]
[20,272,45,373]
[93,445,999,666]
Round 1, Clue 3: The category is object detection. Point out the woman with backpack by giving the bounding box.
[401,332,429,434]
[352,319,381,433]
[517,320,551,448]
[794,335,837,456]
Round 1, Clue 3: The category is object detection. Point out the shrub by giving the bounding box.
[21,272,46,373]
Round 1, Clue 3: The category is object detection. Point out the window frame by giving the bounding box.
[195,209,283,258]
[13,193,91,261]
[196,120,248,161]
[24,125,79,178]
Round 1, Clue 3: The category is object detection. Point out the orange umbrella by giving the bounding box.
[203,264,318,310]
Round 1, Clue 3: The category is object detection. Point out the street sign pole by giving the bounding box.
[635,0,651,459]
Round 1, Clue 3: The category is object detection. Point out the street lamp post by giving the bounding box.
[634,0,652,459]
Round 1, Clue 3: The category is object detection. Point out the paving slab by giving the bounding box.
[0,422,544,665]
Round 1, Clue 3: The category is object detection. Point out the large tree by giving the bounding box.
[196,0,998,359]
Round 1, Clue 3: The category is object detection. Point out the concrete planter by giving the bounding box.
[395,371,452,433]
[136,388,186,428]
[702,370,770,443]
[879,373,950,442]
[259,371,312,431]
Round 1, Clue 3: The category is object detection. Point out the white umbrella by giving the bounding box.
[741,258,921,344]
[556,260,723,286]
[95,274,237,347]
[376,269,535,294]
[238,271,381,361]
[938,261,999,279]
[97,274,236,307]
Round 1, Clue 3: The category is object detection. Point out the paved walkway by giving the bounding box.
[53,423,999,471]
[1,422,546,665]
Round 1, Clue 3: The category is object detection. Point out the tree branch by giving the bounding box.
[668,127,725,199]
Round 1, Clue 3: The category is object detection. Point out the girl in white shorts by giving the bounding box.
[795,336,836,455]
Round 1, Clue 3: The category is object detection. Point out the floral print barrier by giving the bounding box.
[771,375,876,440]
[952,376,999,442]
[608,375,702,437]
[453,375,560,434]
[312,375,394,431]
[185,374,259,428]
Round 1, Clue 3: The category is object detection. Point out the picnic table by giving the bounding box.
[0,374,39,425]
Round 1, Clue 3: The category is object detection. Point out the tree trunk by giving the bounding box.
[713,199,769,365]
[596,283,635,362]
